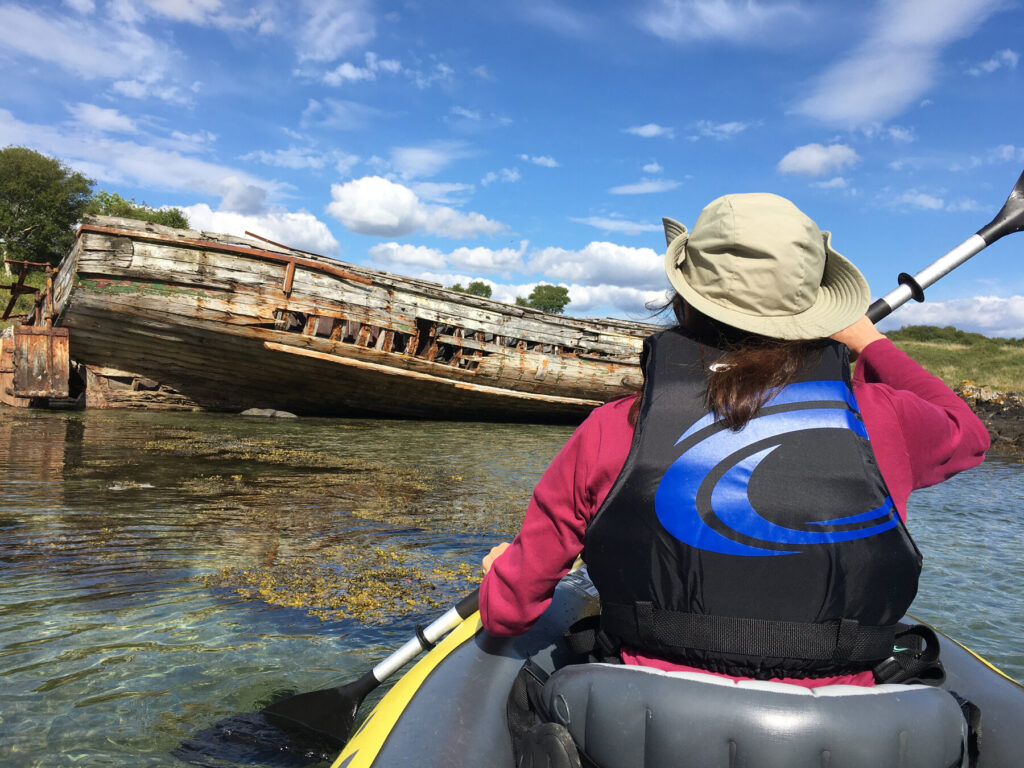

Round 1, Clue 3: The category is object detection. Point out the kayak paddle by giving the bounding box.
[867,167,1024,323]
[261,587,480,747]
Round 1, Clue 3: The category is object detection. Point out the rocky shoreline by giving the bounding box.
[956,384,1024,461]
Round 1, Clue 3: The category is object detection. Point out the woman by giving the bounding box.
[480,193,989,687]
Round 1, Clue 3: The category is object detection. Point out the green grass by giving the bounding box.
[886,326,1024,392]
[0,268,47,331]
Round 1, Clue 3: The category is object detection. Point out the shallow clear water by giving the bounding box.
[0,408,1021,767]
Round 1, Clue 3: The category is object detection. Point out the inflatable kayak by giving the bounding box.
[332,569,1023,768]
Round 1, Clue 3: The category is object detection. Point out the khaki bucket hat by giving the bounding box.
[663,193,870,340]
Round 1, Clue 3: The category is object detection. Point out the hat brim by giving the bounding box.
[664,231,870,341]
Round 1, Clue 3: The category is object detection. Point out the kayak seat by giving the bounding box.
[539,663,968,768]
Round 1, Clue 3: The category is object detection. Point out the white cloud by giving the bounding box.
[887,125,916,143]
[0,108,278,211]
[795,0,1006,125]
[518,154,560,168]
[638,0,809,43]
[570,216,661,235]
[563,283,669,317]
[894,189,945,210]
[451,106,481,121]
[65,0,95,13]
[777,143,859,177]
[692,120,752,140]
[392,142,473,179]
[643,161,663,174]
[876,295,1024,338]
[66,102,137,133]
[242,146,358,172]
[481,168,521,185]
[326,176,505,238]
[301,98,381,130]
[812,177,849,189]
[472,65,494,80]
[368,241,527,273]
[323,52,402,85]
[408,62,455,89]
[0,4,175,80]
[410,182,474,204]
[292,0,376,62]
[623,123,674,139]
[180,204,342,256]
[992,145,1024,164]
[967,48,1019,76]
[529,242,663,289]
[608,179,682,195]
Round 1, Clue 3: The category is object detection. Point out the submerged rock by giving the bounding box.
[240,408,298,419]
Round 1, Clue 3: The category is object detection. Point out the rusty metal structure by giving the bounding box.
[47,215,657,421]
[1,260,70,407]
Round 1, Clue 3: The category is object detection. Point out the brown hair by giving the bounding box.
[628,294,826,430]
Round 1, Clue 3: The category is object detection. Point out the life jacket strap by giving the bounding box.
[602,601,898,662]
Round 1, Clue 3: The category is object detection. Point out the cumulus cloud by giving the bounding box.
[518,154,560,168]
[368,241,528,273]
[876,295,1024,338]
[967,48,1019,76]
[608,179,682,195]
[777,143,859,177]
[623,123,674,139]
[326,176,505,238]
[180,204,342,256]
[66,102,137,133]
[794,0,1006,125]
[528,242,663,289]
[643,161,663,174]
[410,182,475,204]
[570,216,661,235]
[638,0,810,43]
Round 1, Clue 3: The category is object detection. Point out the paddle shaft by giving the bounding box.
[370,587,480,681]
[867,167,1024,324]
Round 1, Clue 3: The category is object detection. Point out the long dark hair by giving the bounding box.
[628,294,826,430]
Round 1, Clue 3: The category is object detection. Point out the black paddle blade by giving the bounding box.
[262,671,379,748]
[978,167,1024,243]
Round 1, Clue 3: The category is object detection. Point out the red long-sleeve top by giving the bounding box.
[480,338,990,687]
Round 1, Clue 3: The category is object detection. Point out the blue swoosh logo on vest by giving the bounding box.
[655,380,898,557]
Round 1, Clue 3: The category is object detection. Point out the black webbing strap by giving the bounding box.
[602,602,897,662]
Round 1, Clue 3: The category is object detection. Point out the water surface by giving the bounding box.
[0,409,1021,767]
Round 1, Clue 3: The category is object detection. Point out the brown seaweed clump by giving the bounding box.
[202,541,482,624]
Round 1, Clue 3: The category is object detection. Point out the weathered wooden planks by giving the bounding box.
[51,215,658,421]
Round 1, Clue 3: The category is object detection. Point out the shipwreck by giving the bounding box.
[5,215,658,421]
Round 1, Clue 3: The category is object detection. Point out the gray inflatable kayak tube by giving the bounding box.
[334,570,1024,768]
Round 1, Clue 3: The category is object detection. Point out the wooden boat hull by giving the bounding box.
[52,217,655,421]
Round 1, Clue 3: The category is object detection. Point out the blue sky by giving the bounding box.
[1,0,1023,335]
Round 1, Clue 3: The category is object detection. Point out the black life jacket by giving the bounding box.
[584,327,923,679]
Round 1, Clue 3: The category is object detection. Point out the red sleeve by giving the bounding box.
[853,338,989,517]
[479,397,635,636]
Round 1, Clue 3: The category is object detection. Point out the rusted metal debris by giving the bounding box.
[1,260,71,406]
[47,215,658,421]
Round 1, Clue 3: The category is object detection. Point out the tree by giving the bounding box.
[85,190,189,229]
[0,146,94,267]
[517,284,571,314]
[450,280,492,298]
